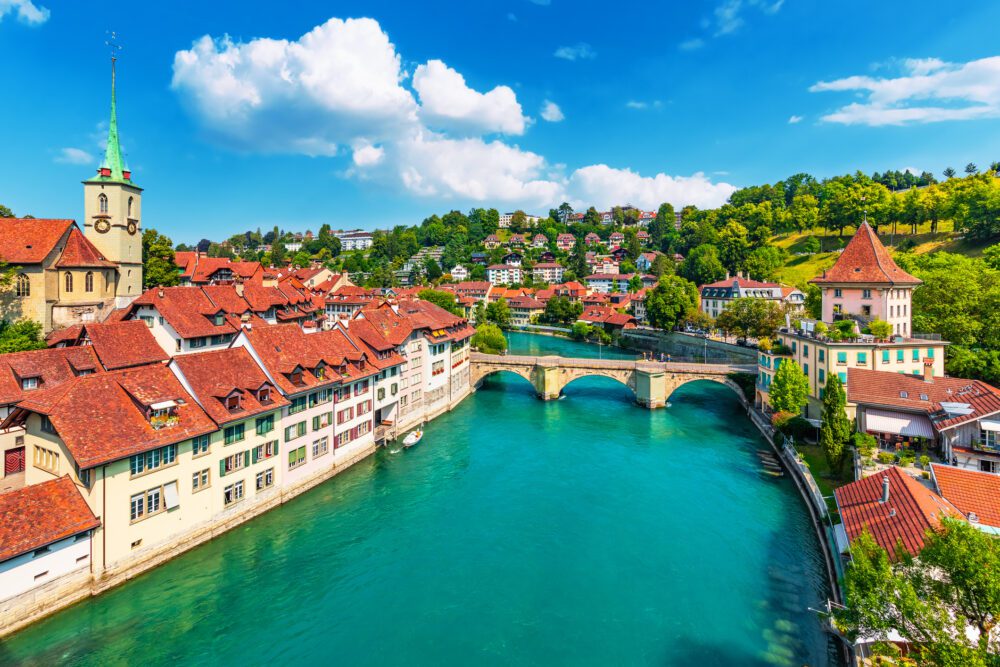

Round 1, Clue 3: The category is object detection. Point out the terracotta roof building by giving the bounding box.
[930,464,1000,530]
[0,476,99,563]
[46,320,168,371]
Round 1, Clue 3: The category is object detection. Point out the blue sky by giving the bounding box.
[2,1,1000,244]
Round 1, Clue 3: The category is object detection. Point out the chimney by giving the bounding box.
[881,476,890,503]
[923,359,934,383]
[157,286,164,298]
[235,281,245,298]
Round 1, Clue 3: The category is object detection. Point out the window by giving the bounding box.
[40,415,56,434]
[129,484,170,522]
[834,288,842,298]
[802,345,808,358]
[255,415,274,436]
[803,363,809,376]
[254,440,278,462]
[129,444,177,477]
[224,480,245,506]
[791,341,797,354]
[225,394,242,411]
[897,349,904,362]
[257,386,271,403]
[224,423,245,444]
[98,193,108,213]
[85,272,94,292]
[21,376,39,390]
[284,421,307,441]
[818,349,825,362]
[34,446,59,473]
[836,352,847,365]
[882,350,890,364]
[213,313,225,326]
[192,468,210,492]
[312,437,329,458]
[857,352,867,364]
[432,360,445,376]
[981,429,999,451]
[221,451,249,476]
[312,412,332,430]
[289,396,307,414]
[838,372,847,385]
[378,387,386,401]
[128,196,133,217]
[927,348,935,359]
[15,273,29,297]
[357,400,372,416]
[64,272,73,293]
[337,407,354,424]
[862,289,871,299]
[288,446,306,470]
[980,460,1000,474]
[309,388,332,407]
[912,349,919,362]
[819,369,825,384]
[354,379,370,396]
[256,468,274,491]
[139,315,154,328]
[192,434,210,457]
[190,337,207,349]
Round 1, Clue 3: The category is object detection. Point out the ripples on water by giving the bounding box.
[0,334,836,667]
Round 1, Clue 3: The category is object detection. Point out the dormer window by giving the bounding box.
[214,313,225,326]
[226,394,242,411]
[257,386,271,403]
[900,391,909,399]
[290,370,304,386]
[314,364,326,380]
[21,377,39,391]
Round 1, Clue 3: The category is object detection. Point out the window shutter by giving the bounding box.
[273,441,279,455]
[312,416,319,430]
[252,447,258,464]
[244,451,250,467]
[219,460,226,478]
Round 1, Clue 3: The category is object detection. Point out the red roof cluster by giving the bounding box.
[0,346,103,406]
[811,222,921,286]
[54,227,117,268]
[931,464,1000,528]
[0,218,75,264]
[0,476,100,563]
[47,320,168,371]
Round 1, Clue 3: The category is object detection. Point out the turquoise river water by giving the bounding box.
[0,333,835,666]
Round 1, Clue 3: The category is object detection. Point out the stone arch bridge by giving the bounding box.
[470,352,756,409]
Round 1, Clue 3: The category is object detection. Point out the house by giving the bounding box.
[585,273,633,294]
[588,256,619,275]
[45,320,169,371]
[450,265,469,281]
[538,250,556,263]
[484,235,501,249]
[553,281,588,302]
[584,233,601,246]
[756,224,948,420]
[498,212,541,228]
[532,234,548,249]
[578,306,637,332]
[532,262,565,284]
[508,234,526,248]
[502,252,524,267]
[636,252,660,272]
[610,247,629,262]
[930,465,1000,531]
[608,231,625,247]
[507,296,546,326]
[700,276,789,319]
[486,264,523,286]
[470,252,488,265]
[175,252,264,287]
[318,286,377,327]
[0,476,100,601]
[834,466,959,559]
[556,233,576,251]
[335,230,374,251]
[637,230,651,245]
[631,289,648,324]
[848,367,1000,474]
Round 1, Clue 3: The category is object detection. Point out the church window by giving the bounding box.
[65,273,73,293]
[15,274,29,297]
[98,194,108,214]
[85,272,94,292]
[128,197,134,218]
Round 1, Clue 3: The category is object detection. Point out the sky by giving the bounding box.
[2,0,1000,244]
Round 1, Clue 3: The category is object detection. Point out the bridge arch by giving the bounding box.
[663,376,748,406]
[548,368,637,399]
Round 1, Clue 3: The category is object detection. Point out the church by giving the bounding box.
[0,59,143,333]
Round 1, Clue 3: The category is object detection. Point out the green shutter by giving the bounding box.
[273,441,279,454]
[312,416,319,430]
[244,451,250,467]
[252,447,258,464]
[219,459,226,477]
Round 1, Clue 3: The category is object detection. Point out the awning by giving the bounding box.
[150,400,177,411]
[865,408,935,439]
[980,419,1000,432]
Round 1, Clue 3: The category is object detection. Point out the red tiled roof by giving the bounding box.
[834,466,959,559]
[201,285,252,314]
[0,346,104,406]
[700,276,780,289]
[45,324,84,347]
[54,227,118,268]
[189,257,263,284]
[239,324,345,394]
[811,222,921,286]
[0,218,73,264]
[130,286,238,339]
[848,368,1000,432]
[171,347,290,425]
[78,320,169,370]
[9,364,218,468]
[507,296,545,309]
[0,477,100,562]
[931,464,1000,528]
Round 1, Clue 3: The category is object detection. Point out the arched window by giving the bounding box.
[127,197,133,217]
[85,272,94,292]
[99,194,108,214]
[64,272,73,293]
[15,273,29,297]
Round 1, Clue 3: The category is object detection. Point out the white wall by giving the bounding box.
[0,532,91,602]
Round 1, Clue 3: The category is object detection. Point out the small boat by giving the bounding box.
[403,428,423,448]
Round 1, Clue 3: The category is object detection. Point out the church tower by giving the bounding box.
[83,53,143,308]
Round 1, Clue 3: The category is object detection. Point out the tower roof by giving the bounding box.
[86,58,138,188]
[810,222,920,286]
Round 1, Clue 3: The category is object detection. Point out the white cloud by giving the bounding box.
[412,59,527,135]
[172,16,737,211]
[0,0,49,25]
[626,100,662,110]
[788,114,803,124]
[569,164,737,210]
[711,0,784,37]
[54,147,93,165]
[540,100,564,122]
[901,166,921,175]
[809,55,1000,126]
[554,43,595,61]
[678,38,705,51]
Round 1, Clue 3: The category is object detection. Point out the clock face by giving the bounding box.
[127,221,137,235]
[95,219,110,233]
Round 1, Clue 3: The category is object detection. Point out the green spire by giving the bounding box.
[94,58,133,185]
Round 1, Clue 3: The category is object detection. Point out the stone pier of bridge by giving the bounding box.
[470,353,755,409]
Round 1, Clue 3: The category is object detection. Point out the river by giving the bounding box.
[0,333,835,666]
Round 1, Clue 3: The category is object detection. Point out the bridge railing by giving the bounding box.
[470,352,755,376]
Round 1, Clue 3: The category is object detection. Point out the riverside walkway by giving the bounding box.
[470,352,756,408]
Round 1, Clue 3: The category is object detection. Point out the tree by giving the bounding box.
[868,318,892,340]
[836,523,1000,665]
[715,298,784,339]
[141,229,181,289]
[649,202,674,250]
[966,162,979,175]
[486,297,511,329]
[680,244,726,285]
[627,275,643,293]
[790,193,819,231]
[819,374,851,473]
[418,289,462,316]
[644,275,699,330]
[509,210,528,232]
[0,203,13,218]
[568,238,590,279]
[542,296,582,325]
[943,167,956,179]
[291,251,311,268]
[471,323,507,354]
[769,359,809,414]
[717,221,752,272]
[424,257,443,282]
[0,319,47,354]
[625,230,641,261]
[571,321,592,340]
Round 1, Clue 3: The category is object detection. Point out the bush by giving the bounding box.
[852,432,877,458]
[919,455,930,469]
[896,238,916,252]
[877,452,895,464]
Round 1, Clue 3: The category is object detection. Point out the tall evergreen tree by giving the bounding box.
[819,374,851,472]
